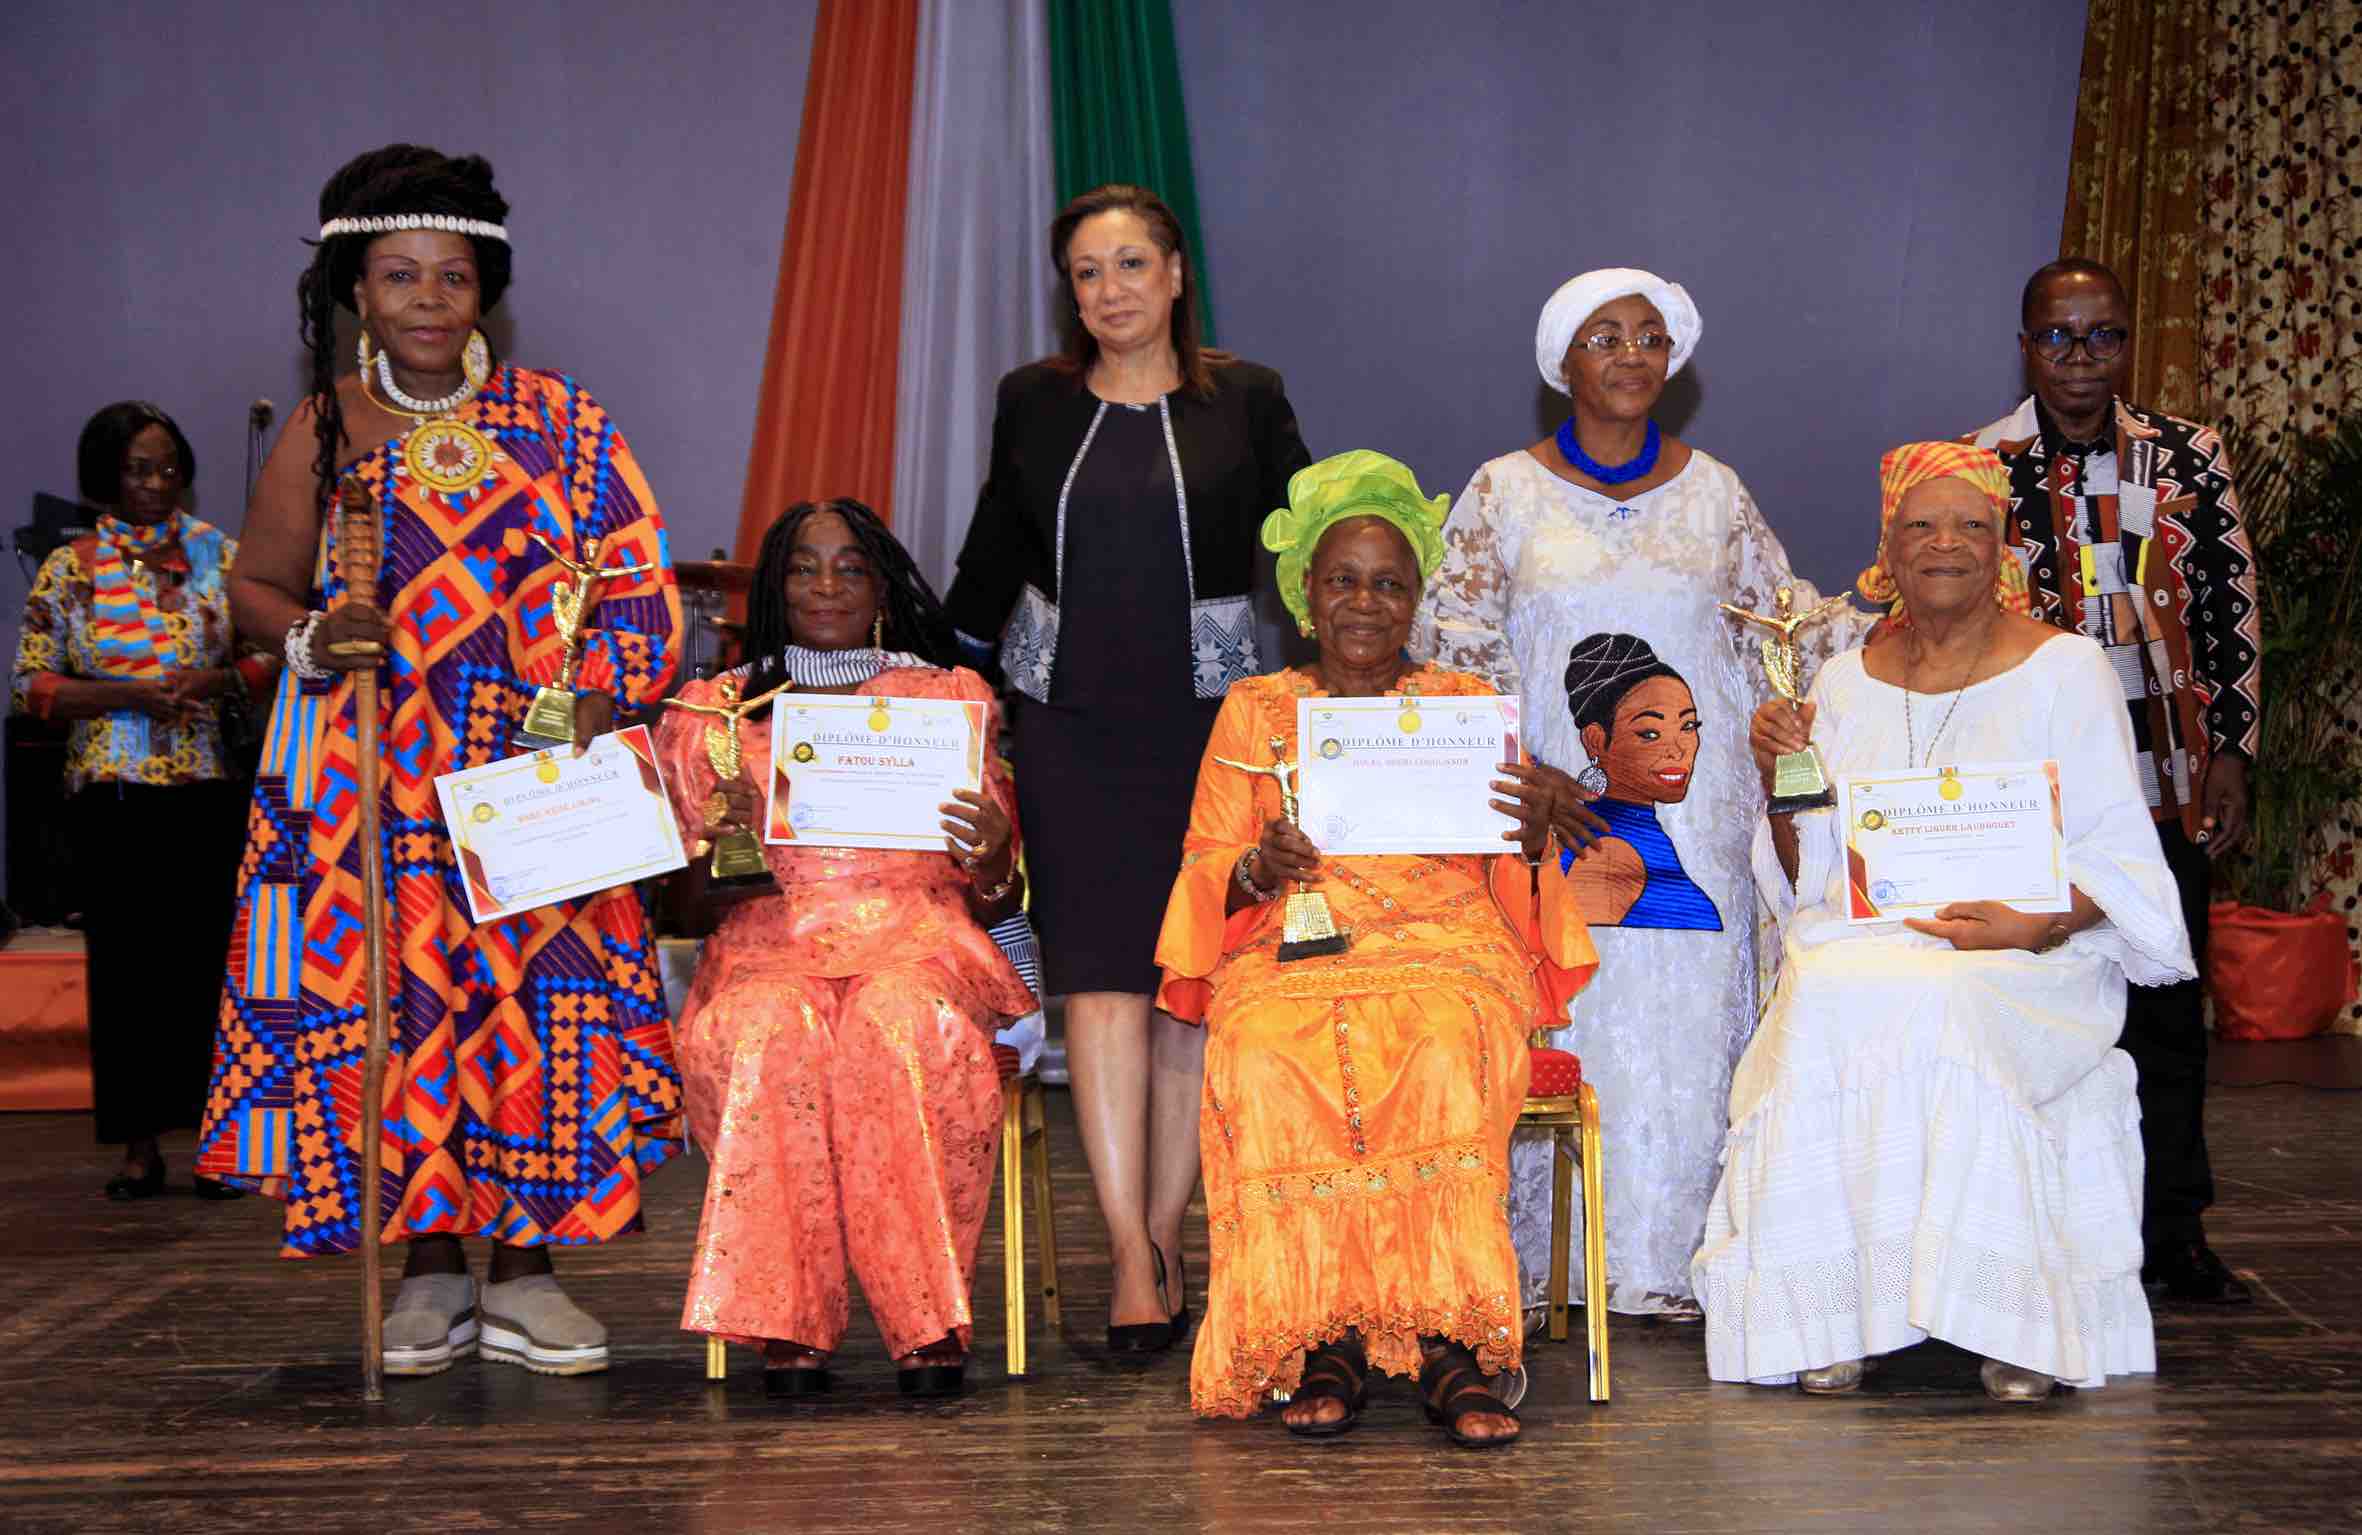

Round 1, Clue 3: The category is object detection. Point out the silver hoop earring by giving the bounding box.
[1574,762,1609,800]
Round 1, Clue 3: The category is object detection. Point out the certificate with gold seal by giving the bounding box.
[1839,760,2069,923]
[1293,694,1521,856]
[765,693,985,851]
[434,724,689,924]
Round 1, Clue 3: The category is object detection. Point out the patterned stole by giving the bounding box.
[87,511,187,680]
[775,643,927,687]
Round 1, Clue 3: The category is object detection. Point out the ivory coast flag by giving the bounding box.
[734,0,1215,594]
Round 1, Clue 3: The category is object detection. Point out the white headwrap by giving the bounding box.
[1534,267,1703,392]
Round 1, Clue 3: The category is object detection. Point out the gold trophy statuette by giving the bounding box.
[1214,734,1350,962]
[661,670,788,878]
[1720,584,1856,814]
[518,531,660,748]
[662,674,790,882]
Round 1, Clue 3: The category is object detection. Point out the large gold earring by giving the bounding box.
[872,613,884,649]
[357,329,375,374]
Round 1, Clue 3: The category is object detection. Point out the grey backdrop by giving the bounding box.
[1171,0,2086,588]
[0,0,2083,884]
[0,0,817,873]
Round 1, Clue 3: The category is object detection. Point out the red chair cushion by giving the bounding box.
[1528,1047,1582,1098]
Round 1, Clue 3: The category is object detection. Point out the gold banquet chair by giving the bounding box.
[1519,1039,1610,1402]
[699,1059,1063,1382]
[998,1068,1062,1375]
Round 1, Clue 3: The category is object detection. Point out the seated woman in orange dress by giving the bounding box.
[1156,451,1599,1447]
[654,499,1033,1400]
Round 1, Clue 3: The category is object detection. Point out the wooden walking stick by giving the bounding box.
[330,479,394,1402]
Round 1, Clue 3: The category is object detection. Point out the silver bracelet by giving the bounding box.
[284,611,328,681]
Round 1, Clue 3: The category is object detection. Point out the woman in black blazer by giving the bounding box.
[947,184,1310,1353]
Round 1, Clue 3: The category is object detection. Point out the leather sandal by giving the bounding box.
[762,1340,832,1398]
[897,1335,967,1398]
[1284,1335,1369,1438]
[1419,1338,1522,1449]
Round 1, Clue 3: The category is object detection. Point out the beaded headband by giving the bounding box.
[317,214,510,243]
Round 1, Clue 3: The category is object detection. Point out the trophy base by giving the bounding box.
[709,829,769,883]
[1768,745,1836,816]
[1275,890,1351,964]
[519,686,578,750]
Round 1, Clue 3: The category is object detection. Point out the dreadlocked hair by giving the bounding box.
[297,145,513,500]
[741,499,961,696]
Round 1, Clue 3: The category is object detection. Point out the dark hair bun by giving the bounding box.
[1564,632,1682,736]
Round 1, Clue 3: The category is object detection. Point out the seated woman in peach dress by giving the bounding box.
[1156,452,1599,1447]
[655,499,1033,1399]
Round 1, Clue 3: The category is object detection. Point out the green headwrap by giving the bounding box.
[1261,449,1450,633]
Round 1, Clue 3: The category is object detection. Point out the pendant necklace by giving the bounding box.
[362,331,498,496]
[1903,621,1994,772]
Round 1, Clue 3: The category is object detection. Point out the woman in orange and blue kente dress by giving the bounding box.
[1155,451,1598,1447]
[196,146,682,1379]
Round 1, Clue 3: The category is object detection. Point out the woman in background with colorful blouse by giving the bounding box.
[10,402,268,1200]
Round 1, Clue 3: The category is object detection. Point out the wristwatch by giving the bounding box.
[2033,918,2072,954]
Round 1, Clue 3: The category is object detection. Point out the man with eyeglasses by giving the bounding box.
[1967,256,2260,1307]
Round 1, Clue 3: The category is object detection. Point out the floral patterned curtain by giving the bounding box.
[2198,1,2362,451]
[2204,2,2362,1033]
[2066,0,2362,1031]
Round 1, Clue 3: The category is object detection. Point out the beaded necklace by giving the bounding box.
[1556,417,1660,486]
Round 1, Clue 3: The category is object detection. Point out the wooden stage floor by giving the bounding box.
[2,1064,2356,1535]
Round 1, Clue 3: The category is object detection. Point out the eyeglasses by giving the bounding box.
[2026,325,2128,363]
[121,458,183,485]
[1576,332,1673,356]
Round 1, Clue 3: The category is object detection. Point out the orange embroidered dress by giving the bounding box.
[1157,665,1599,1418]
[656,664,1035,1357]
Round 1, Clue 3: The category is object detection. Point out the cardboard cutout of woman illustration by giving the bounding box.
[1559,633,1723,930]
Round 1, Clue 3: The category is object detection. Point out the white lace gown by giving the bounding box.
[1692,636,2192,1386]
[1413,447,1863,1314]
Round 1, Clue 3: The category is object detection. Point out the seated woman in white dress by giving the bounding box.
[1690,442,2195,1402]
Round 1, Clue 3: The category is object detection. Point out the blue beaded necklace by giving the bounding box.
[1556,417,1660,486]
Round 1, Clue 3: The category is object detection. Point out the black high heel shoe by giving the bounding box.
[1155,1242,1194,1343]
[104,1155,165,1202]
[1106,1247,1178,1354]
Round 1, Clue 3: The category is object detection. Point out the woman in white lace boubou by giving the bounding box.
[1412,268,1865,1321]
[1694,444,2195,1402]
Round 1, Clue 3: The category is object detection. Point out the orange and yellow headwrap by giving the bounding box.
[1857,441,2031,624]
